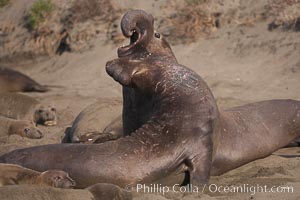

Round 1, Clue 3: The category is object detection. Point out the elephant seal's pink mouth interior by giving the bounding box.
[118,29,143,57]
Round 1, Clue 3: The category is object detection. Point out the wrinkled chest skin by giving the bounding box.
[107,54,221,187]
[122,86,154,136]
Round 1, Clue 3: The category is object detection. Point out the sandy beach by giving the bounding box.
[0,0,299,199]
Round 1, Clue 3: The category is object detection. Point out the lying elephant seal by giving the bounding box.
[211,99,300,175]
[0,10,300,190]
[62,116,123,144]
[0,116,43,139]
[0,67,48,93]
[61,100,122,143]
[0,93,57,126]
[0,163,75,188]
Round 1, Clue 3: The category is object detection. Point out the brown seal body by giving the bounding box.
[0,163,75,188]
[0,93,57,126]
[61,100,122,143]
[0,10,219,188]
[0,54,217,188]
[0,10,299,190]
[211,99,300,175]
[0,116,43,139]
[0,67,48,93]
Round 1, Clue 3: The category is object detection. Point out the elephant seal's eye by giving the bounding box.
[54,176,62,181]
[155,32,161,38]
[24,128,30,133]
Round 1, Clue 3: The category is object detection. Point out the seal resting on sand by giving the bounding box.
[61,100,122,143]
[0,116,43,139]
[0,163,75,188]
[211,99,300,175]
[0,93,57,126]
[0,10,299,189]
[0,67,48,93]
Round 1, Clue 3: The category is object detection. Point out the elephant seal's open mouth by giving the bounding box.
[118,29,141,57]
[44,120,57,126]
[117,10,154,57]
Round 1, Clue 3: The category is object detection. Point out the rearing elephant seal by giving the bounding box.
[0,67,48,93]
[0,116,43,139]
[0,10,219,188]
[0,93,57,126]
[0,10,300,189]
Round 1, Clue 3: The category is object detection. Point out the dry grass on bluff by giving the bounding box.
[0,0,299,63]
[266,0,300,31]
[156,0,299,45]
[0,0,9,8]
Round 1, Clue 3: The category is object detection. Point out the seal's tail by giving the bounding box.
[31,84,49,92]
[30,84,65,93]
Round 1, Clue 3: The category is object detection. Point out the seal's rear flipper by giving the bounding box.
[24,83,49,93]
[43,85,65,89]
[36,84,65,92]
[86,132,120,144]
[32,85,49,92]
